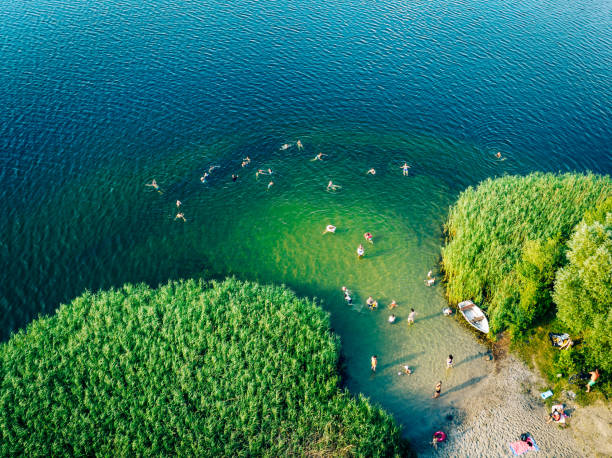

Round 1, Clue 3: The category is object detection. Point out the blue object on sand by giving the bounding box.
[540,390,553,399]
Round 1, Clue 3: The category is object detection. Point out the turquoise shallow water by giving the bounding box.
[1,0,611,450]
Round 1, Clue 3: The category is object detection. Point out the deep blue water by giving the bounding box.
[0,0,611,446]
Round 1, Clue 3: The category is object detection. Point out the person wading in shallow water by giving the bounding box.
[432,381,442,398]
[371,355,378,372]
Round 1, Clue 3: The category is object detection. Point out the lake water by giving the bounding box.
[1,0,610,450]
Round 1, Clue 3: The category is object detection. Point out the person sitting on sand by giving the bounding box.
[389,300,398,310]
[388,314,396,324]
[366,168,376,175]
[323,224,336,234]
[547,405,568,427]
[175,212,186,222]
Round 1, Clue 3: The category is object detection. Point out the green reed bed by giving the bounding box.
[0,278,408,456]
[442,173,611,396]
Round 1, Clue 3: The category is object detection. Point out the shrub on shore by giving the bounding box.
[0,278,407,456]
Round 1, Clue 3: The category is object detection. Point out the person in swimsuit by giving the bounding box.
[399,365,412,375]
[342,287,353,305]
[267,181,274,189]
[401,162,411,176]
[366,168,376,175]
[433,381,442,398]
[311,153,327,161]
[232,174,238,182]
[364,232,373,244]
[388,314,396,324]
[280,143,290,150]
[176,200,182,208]
[323,225,336,234]
[389,300,398,310]
[200,172,209,183]
[371,355,378,372]
[175,212,186,222]
[407,308,416,325]
[145,179,160,190]
[296,139,303,149]
[496,151,502,159]
[586,368,600,392]
[208,165,220,173]
[447,354,454,369]
[327,181,341,191]
[357,244,365,258]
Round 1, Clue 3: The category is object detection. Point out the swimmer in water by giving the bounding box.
[200,172,209,183]
[364,232,373,244]
[267,168,273,175]
[398,365,412,376]
[255,169,266,178]
[145,179,160,191]
[267,181,274,189]
[357,244,365,259]
[496,151,502,159]
[366,168,376,175]
[388,314,396,324]
[208,165,220,173]
[175,212,186,222]
[371,355,378,372]
[176,200,182,208]
[241,157,251,167]
[232,174,238,182]
[323,224,337,234]
[401,162,411,176]
[296,139,303,149]
[327,181,341,191]
[311,153,327,161]
[280,143,290,151]
[389,300,398,310]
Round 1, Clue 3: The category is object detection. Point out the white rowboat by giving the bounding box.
[458,300,489,334]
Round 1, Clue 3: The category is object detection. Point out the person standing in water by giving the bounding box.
[401,162,411,176]
[447,354,454,369]
[371,355,378,372]
[407,308,416,325]
[357,244,365,259]
[364,232,373,244]
[433,381,442,398]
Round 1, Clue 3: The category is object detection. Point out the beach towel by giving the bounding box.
[509,436,539,455]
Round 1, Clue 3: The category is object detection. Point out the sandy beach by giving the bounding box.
[418,348,611,457]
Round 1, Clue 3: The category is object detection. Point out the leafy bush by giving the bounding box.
[554,213,612,374]
[0,279,407,456]
[442,172,611,335]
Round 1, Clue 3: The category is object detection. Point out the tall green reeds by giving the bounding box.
[442,172,611,335]
[0,279,408,456]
